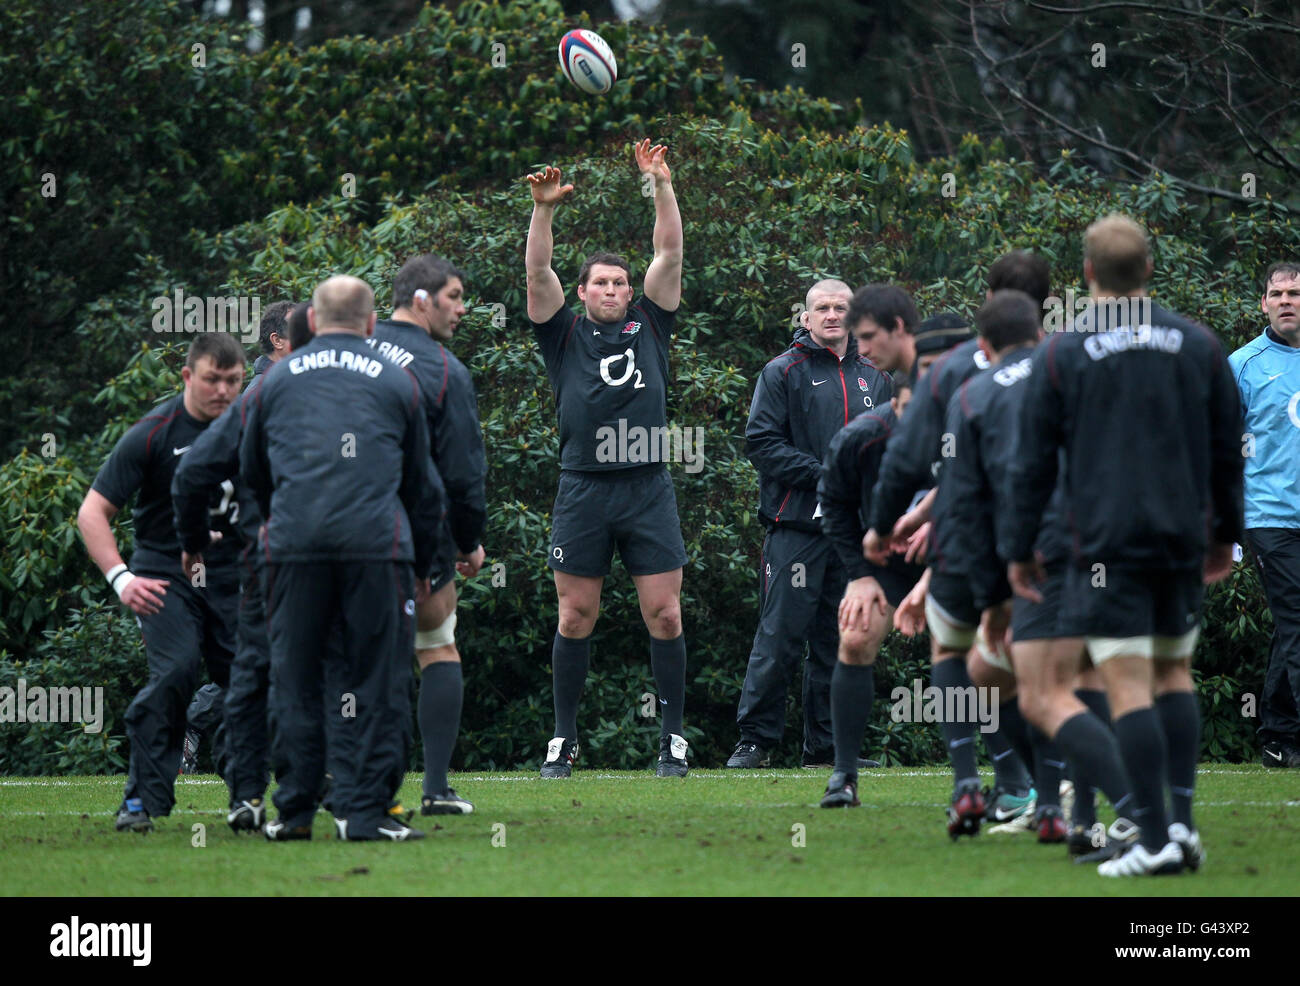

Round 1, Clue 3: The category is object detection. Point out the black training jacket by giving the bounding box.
[819,405,901,581]
[868,338,989,535]
[172,379,263,558]
[747,328,893,534]
[1000,301,1244,570]
[239,332,445,576]
[933,347,1071,608]
[369,319,487,554]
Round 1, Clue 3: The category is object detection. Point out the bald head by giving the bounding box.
[310,275,376,336]
[1084,214,1152,295]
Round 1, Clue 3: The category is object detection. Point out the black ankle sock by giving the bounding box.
[419,662,462,796]
[650,634,687,736]
[932,658,979,785]
[1155,691,1199,829]
[1113,707,1171,852]
[552,633,590,740]
[831,661,874,775]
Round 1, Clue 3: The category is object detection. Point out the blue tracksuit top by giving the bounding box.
[1229,327,1300,530]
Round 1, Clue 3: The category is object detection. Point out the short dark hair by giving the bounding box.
[1263,262,1300,293]
[186,332,246,370]
[578,252,632,289]
[891,369,913,393]
[257,300,295,355]
[913,312,973,357]
[286,302,312,350]
[987,250,1052,310]
[846,284,920,335]
[393,254,464,310]
[975,290,1041,352]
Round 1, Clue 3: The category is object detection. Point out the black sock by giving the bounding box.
[999,698,1035,774]
[1055,711,1134,822]
[419,662,462,796]
[552,633,590,740]
[932,658,979,786]
[1030,726,1065,810]
[650,634,687,736]
[987,700,1033,794]
[1070,689,1111,826]
[1113,707,1171,852]
[1155,691,1199,829]
[1077,688,1111,726]
[831,661,874,776]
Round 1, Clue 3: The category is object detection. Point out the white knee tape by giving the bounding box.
[415,611,456,649]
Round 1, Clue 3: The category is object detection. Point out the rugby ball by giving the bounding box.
[558,29,617,95]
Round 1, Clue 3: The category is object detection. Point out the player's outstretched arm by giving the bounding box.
[524,166,572,323]
[636,138,682,312]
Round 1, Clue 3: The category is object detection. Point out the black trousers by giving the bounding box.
[223,556,272,804]
[735,526,845,756]
[1245,529,1300,744]
[124,564,237,817]
[266,561,414,836]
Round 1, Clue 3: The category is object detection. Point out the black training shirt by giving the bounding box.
[369,319,487,553]
[531,296,675,472]
[92,392,240,573]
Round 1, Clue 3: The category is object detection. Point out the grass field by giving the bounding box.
[1,765,1295,896]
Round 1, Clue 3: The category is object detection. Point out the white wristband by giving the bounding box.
[107,565,135,600]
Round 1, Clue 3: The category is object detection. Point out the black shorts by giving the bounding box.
[927,571,979,626]
[428,518,459,593]
[876,557,926,610]
[1010,561,1066,642]
[1057,564,1204,641]
[548,466,689,578]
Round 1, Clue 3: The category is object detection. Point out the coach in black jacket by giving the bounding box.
[241,275,445,842]
[727,280,894,768]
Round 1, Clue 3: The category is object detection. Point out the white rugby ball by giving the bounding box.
[558,29,617,95]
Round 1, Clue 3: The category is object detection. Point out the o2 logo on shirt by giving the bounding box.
[599,348,646,389]
[1288,391,1300,429]
[209,478,239,527]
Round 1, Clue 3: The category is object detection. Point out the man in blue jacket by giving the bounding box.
[1229,261,1300,769]
[727,279,894,769]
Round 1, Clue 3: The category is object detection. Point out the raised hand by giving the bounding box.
[525,166,575,206]
[633,138,671,184]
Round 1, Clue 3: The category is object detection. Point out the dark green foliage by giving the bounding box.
[0,0,1289,773]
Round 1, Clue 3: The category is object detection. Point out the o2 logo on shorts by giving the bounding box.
[552,546,565,564]
[404,599,415,616]
[599,349,645,389]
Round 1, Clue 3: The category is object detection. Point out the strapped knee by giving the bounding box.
[415,611,456,650]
